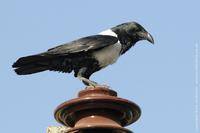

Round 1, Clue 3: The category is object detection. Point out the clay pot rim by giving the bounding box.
[66,125,133,133]
[54,96,141,127]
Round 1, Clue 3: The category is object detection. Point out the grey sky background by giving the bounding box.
[0,0,199,132]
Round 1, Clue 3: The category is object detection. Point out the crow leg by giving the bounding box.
[78,76,110,88]
[76,67,99,87]
[78,76,99,87]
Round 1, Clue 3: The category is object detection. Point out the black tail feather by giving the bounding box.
[14,65,47,75]
[12,54,50,68]
[13,53,75,75]
[12,54,51,75]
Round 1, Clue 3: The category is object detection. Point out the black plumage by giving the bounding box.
[13,22,154,86]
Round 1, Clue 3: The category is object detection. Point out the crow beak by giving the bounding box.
[146,32,154,44]
[138,32,154,44]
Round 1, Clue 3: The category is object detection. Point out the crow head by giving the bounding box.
[112,22,154,44]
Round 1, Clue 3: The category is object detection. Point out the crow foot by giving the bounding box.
[78,76,110,88]
[78,76,99,87]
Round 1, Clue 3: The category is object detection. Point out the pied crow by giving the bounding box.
[12,22,154,86]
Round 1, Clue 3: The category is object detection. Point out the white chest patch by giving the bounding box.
[93,43,122,68]
[92,29,121,68]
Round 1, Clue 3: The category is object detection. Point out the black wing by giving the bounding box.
[46,35,118,55]
[12,35,118,75]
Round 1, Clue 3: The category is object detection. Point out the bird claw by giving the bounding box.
[78,76,98,87]
[96,84,110,88]
[86,84,110,89]
[78,76,110,88]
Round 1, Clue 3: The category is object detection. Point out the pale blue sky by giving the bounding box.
[0,0,199,133]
